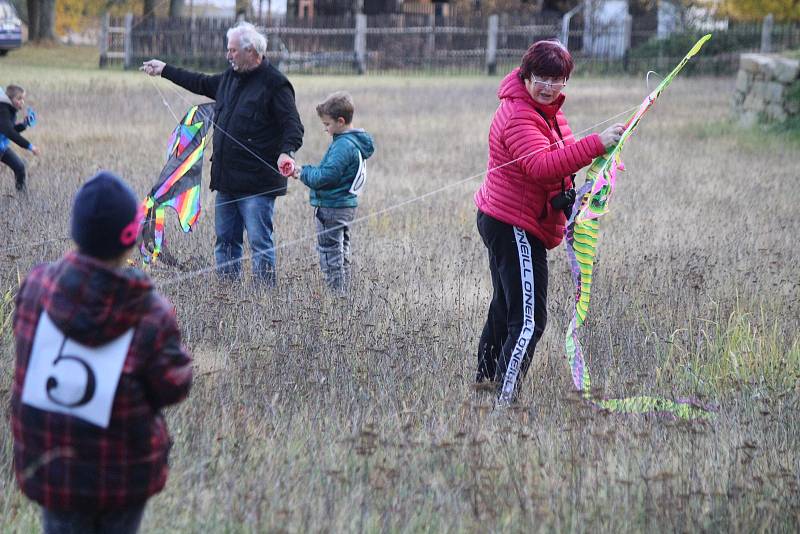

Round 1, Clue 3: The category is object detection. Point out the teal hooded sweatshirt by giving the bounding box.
[300,129,375,208]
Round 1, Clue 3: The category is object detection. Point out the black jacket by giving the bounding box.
[162,61,303,196]
[0,99,30,152]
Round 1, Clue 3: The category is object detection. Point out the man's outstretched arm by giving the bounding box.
[141,59,222,100]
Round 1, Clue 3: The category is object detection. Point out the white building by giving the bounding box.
[583,0,631,58]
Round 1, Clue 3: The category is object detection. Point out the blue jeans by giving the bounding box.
[214,192,276,284]
[41,502,146,534]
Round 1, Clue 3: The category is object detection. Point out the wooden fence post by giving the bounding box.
[99,12,109,68]
[123,12,133,70]
[190,15,197,64]
[354,13,367,74]
[499,13,508,50]
[425,13,435,61]
[761,13,773,53]
[486,14,498,76]
[561,2,581,49]
[623,14,632,57]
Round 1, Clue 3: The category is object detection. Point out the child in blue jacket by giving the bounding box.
[294,92,375,291]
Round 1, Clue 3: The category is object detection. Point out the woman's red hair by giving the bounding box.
[519,40,573,81]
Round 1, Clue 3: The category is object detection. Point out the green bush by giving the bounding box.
[770,80,800,139]
[787,79,800,102]
[627,27,764,75]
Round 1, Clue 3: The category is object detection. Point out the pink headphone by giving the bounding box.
[119,205,145,247]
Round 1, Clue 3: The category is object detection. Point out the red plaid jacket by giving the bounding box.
[11,251,192,511]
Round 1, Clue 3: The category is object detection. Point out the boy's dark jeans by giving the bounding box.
[41,503,146,534]
[315,206,356,290]
[1,149,26,191]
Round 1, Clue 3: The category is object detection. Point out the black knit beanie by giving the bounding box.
[71,171,140,259]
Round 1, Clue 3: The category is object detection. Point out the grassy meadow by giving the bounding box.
[1,46,799,532]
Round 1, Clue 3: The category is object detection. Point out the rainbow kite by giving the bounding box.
[140,103,214,264]
[564,35,715,419]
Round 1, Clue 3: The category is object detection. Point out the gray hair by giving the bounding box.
[227,22,266,56]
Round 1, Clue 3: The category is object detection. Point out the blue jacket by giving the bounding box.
[300,129,375,208]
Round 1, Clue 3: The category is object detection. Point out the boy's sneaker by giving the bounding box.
[15,179,27,193]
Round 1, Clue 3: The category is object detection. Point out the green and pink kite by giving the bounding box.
[563,34,715,420]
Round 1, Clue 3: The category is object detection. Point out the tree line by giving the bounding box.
[9,0,799,44]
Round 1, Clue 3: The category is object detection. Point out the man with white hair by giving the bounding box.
[142,22,304,286]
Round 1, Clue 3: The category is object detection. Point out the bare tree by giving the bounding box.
[144,0,158,18]
[170,0,185,18]
[26,0,56,42]
[27,0,40,41]
[541,0,580,13]
[236,0,250,19]
[37,0,55,40]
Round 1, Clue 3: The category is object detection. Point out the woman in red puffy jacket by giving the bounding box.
[474,40,624,405]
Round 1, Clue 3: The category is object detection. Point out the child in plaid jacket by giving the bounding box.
[11,172,192,533]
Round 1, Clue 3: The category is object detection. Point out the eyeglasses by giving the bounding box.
[531,76,567,90]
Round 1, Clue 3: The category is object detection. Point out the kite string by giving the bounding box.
[152,79,301,207]
[152,76,642,209]
[155,102,643,287]
[645,70,664,91]
[147,76,181,124]
[147,77,301,207]
[152,77,283,177]
[2,76,646,257]
[1,100,640,260]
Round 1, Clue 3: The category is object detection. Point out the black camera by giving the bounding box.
[550,188,576,218]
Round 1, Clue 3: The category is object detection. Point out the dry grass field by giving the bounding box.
[1,46,799,532]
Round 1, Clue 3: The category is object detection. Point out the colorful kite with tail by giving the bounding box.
[140,103,215,264]
[564,34,715,420]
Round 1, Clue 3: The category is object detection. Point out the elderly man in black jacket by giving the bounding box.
[142,22,304,286]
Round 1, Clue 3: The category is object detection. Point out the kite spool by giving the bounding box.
[279,159,295,177]
[26,107,37,127]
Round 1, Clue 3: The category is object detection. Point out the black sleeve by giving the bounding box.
[14,122,27,133]
[0,106,31,149]
[269,83,304,155]
[161,65,223,100]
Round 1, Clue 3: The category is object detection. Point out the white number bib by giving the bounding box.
[20,312,133,429]
[348,151,367,196]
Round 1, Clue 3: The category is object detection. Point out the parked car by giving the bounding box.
[0,0,22,56]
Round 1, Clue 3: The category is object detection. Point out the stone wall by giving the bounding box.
[732,53,800,126]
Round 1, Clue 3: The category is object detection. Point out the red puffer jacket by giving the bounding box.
[475,68,606,249]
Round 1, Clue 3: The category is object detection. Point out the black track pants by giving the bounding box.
[476,210,548,404]
[1,149,26,190]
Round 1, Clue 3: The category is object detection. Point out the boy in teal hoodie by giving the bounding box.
[294,92,375,291]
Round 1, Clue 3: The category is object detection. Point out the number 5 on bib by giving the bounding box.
[21,312,133,428]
